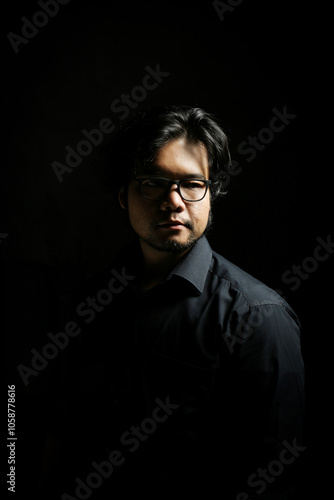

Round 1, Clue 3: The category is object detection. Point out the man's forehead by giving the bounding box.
[136,138,209,177]
[136,165,207,179]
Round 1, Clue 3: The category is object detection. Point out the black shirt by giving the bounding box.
[47,236,305,499]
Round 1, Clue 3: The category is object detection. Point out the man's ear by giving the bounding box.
[118,187,127,209]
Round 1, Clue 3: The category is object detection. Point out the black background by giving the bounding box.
[3,0,331,498]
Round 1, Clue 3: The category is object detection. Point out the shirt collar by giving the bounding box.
[166,236,212,295]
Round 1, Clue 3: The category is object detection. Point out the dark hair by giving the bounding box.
[105,104,231,202]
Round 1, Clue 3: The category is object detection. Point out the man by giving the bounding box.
[42,105,305,499]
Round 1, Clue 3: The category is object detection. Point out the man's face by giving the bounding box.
[120,137,212,254]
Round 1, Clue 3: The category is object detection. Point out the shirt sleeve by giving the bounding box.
[217,301,305,498]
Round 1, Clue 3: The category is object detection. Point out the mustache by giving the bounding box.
[181,221,193,230]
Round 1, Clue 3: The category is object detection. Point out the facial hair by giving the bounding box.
[140,210,213,254]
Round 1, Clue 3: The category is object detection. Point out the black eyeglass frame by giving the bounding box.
[134,177,212,202]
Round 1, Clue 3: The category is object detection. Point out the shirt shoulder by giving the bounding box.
[210,250,296,315]
[209,252,303,361]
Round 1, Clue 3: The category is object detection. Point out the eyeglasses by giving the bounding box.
[134,177,211,202]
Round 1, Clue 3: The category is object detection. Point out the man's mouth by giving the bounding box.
[157,220,191,230]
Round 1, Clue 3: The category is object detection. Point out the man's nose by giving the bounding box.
[159,184,186,211]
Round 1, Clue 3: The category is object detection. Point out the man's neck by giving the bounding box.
[138,240,189,290]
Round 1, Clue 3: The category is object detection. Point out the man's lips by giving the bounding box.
[156,220,190,229]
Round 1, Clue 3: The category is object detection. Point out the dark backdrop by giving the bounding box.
[3,1,331,498]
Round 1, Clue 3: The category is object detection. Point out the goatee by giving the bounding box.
[140,211,213,254]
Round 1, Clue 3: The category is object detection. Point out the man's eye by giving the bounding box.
[182,181,204,189]
[146,180,166,188]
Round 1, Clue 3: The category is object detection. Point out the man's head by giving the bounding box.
[107,105,231,254]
